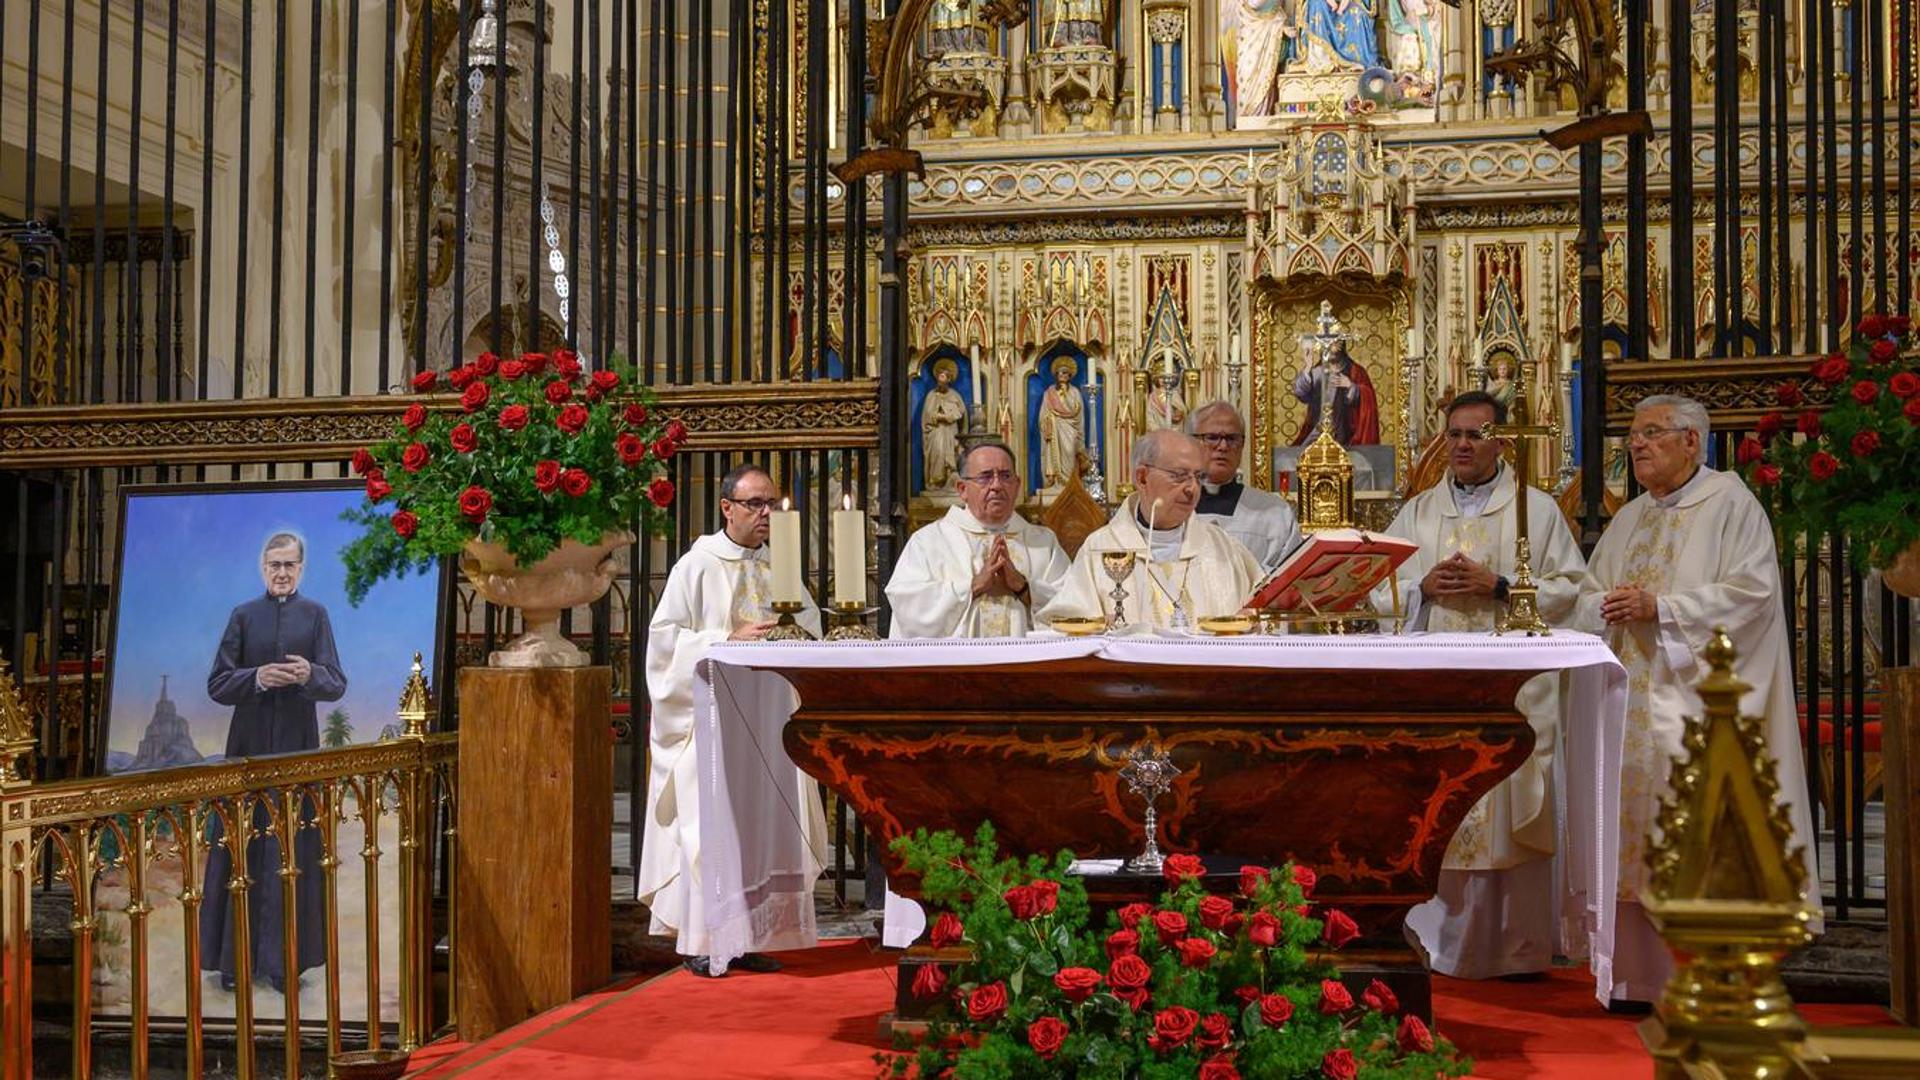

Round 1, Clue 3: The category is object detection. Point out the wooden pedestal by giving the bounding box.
[1885,667,1919,1025]
[455,666,612,1041]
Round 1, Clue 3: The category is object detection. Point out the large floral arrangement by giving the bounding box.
[1738,314,1919,570]
[339,348,683,604]
[882,825,1468,1080]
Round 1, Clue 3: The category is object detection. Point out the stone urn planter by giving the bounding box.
[460,532,633,667]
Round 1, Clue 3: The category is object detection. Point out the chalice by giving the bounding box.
[1100,551,1137,629]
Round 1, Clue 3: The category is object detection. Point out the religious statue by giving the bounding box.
[922,359,968,491]
[1038,356,1086,490]
[1487,356,1517,414]
[1384,0,1436,74]
[1302,0,1381,70]
[1223,0,1301,117]
[931,0,988,54]
[1144,372,1188,433]
[1046,0,1108,46]
[1291,302,1381,446]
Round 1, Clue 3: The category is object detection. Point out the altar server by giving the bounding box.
[1573,394,1819,1006]
[1039,430,1263,631]
[641,463,828,977]
[886,439,1071,638]
[1186,400,1301,570]
[1383,391,1588,980]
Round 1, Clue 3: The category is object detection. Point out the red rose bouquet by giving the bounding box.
[1741,315,1920,571]
[339,349,681,603]
[883,824,1468,1080]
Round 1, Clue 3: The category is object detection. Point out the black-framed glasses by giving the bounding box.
[960,469,1017,486]
[1194,432,1245,447]
[725,497,780,513]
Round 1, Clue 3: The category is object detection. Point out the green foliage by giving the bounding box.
[881,825,1471,1080]
[338,350,682,604]
[322,707,353,748]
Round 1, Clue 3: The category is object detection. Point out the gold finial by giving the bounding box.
[0,655,36,788]
[397,652,431,739]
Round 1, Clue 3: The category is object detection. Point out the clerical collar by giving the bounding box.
[718,533,766,559]
[1650,465,1709,509]
[954,506,1012,534]
[1451,463,1502,495]
[1196,478,1243,516]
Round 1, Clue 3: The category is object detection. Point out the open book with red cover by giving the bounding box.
[1245,529,1420,614]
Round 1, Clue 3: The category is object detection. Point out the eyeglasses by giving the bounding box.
[1628,425,1688,444]
[1444,428,1490,443]
[725,497,780,513]
[1145,465,1204,486]
[1194,432,1245,447]
[263,560,303,573]
[959,469,1017,487]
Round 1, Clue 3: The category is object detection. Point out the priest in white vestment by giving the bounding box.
[886,439,1072,638]
[641,464,829,976]
[1039,430,1263,631]
[1572,394,1820,1005]
[1186,400,1302,571]
[1382,391,1589,979]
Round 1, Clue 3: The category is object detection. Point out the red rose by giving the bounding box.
[520,351,549,375]
[457,485,492,521]
[401,442,431,473]
[910,963,946,999]
[554,348,582,379]
[1755,464,1782,486]
[1233,984,1261,1005]
[1151,909,1188,945]
[1893,315,1913,335]
[390,510,417,539]
[665,418,689,445]
[1861,314,1890,339]
[1851,430,1881,457]
[653,437,676,460]
[499,359,526,380]
[1259,992,1294,1027]
[1870,338,1898,363]
[1197,1012,1232,1050]
[545,380,575,404]
[1238,865,1269,896]
[365,470,391,502]
[1199,1057,1241,1080]
[1003,884,1040,920]
[1029,879,1061,915]
[647,477,676,508]
[1053,967,1103,1004]
[534,460,563,493]
[967,981,1008,1023]
[1321,909,1360,948]
[450,423,478,454]
[1026,1016,1069,1061]
[1322,1048,1358,1080]
[557,404,591,433]
[592,369,620,394]
[1891,372,1920,398]
[1361,978,1399,1015]
[928,911,964,948]
[410,370,438,392]
[498,404,529,431]
[1797,410,1823,437]
[1118,903,1153,930]
[1247,910,1281,948]
[1318,979,1354,1014]
[1163,853,1206,883]
[1105,928,1139,959]
[449,365,477,391]
[1291,865,1317,896]
[461,382,490,413]
[1176,936,1218,968]
[351,448,375,475]
[606,430,646,462]
[624,402,649,426]
[1398,1014,1435,1054]
[1813,354,1851,384]
[1735,435,1765,465]
[1148,1006,1199,1053]
[1199,895,1236,930]
[1777,381,1804,406]
[403,402,428,431]
[1907,396,1920,423]
[1809,450,1840,480]
[473,351,499,376]
[560,468,592,497]
[1756,411,1786,441]
[1108,953,1151,995]
[1852,379,1881,404]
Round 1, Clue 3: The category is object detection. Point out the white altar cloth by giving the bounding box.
[693,632,1627,1001]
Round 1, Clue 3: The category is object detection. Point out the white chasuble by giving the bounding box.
[885,506,1072,639]
[640,532,827,956]
[1572,467,1820,998]
[1037,496,1264,632]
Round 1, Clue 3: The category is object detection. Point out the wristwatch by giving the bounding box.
[1493,575,1511,602]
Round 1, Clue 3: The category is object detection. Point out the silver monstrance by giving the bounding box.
[1118,744,1181,873]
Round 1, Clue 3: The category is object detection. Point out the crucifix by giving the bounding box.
[1479,360,1560,637]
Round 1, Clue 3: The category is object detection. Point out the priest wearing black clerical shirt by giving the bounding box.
[1186,400,1301,570]
[199,530,346,995]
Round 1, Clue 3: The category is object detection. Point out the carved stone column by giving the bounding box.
[1143,0,1187,133]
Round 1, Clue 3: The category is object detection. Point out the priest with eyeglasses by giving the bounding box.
[1038,430,1263,632]
[1186,400,1301,571]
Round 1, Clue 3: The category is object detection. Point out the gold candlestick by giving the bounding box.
[763,600,816,642]
[824,601,880,641]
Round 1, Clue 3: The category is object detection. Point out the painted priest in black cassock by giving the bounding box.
[199,531,346,992]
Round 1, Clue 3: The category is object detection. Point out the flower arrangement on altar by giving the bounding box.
[881,825,1469,1080]
[1739,314,1920,589]
[339,348,683,606]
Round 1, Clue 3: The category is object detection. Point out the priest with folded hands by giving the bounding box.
[1038,430,1263,631]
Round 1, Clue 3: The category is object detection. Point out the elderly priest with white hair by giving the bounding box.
[1186,400,1301,570]
[1573,393,1819,1008]
[1038,430,1263,631]
[885,438,1071,638]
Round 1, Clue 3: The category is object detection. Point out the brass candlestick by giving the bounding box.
[763,600,816,642]
[824,601,879,641]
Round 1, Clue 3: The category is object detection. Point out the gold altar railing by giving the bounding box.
[0,655,456,1080]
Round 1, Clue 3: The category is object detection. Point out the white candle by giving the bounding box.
[1229,331,1242,365]
[831,494,866,606]
[970,344,983,406]
[770,498,805,604]
[1088,353,1099,389]
[1407,323,1422,358]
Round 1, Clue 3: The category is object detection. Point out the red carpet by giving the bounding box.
[405,940,1894,1079]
